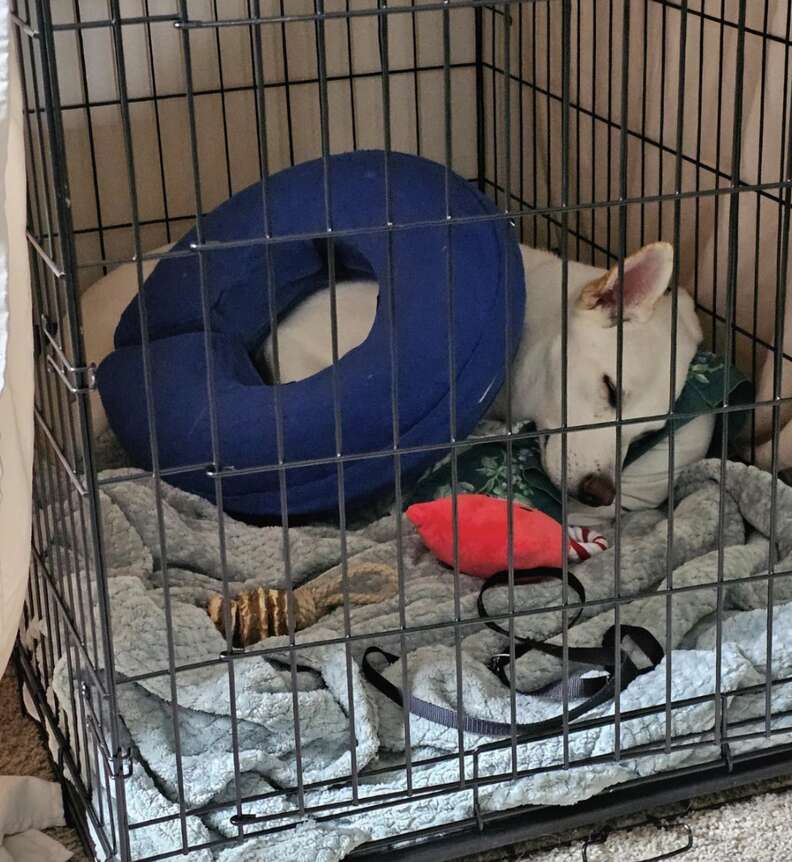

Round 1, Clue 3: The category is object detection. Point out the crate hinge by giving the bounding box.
[40,314,97,394]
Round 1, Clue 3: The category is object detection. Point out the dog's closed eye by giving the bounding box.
[603,375,618,409]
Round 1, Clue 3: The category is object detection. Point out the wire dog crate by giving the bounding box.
[13,0,792,860]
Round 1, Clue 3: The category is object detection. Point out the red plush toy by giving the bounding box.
[405,494,607,578]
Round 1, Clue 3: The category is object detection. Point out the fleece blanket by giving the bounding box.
[33,459,792,861]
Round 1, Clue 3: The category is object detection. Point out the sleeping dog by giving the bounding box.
[494,243,703,506]
[81,241,702,507]
[258,241,703,508]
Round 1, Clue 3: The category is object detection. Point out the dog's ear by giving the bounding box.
[577,242,673,325]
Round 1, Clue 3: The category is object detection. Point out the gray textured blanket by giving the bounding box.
[40,460,792,861]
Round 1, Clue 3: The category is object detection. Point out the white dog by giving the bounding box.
[81,241,702,508]
[258,241,703,507]
[493,242,703,506]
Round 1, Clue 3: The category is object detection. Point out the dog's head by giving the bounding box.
[537,242,703,507]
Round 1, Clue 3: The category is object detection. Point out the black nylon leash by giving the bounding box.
[361,567,664,738]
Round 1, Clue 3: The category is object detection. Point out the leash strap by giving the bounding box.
[361,567,664,738]
[362,644,640,738]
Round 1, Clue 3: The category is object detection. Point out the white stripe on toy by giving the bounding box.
[567,525,608,562]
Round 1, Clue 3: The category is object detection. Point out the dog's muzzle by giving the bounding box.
[578,474,616,508]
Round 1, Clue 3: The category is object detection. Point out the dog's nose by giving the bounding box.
[578,474,616,507]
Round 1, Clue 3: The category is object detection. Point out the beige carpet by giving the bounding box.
[0,666,88,861]
[514,790,792,861]
[466,776,792,861]
[3,662,792,861]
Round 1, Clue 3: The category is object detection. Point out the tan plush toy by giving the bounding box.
[207,561,398,647]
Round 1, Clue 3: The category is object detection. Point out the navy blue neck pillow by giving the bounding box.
[97,151,525,520]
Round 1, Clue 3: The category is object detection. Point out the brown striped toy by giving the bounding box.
[207,561,398,647]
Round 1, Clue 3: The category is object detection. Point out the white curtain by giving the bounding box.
[0,9,33,676]
[0,17,69,862]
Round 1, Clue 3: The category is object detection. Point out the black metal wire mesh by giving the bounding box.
[12,1,792,860]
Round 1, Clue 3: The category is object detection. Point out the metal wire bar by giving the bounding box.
[51,13,179,32]
[558,0,572,769]
[748,0,772,464]
[10,8,37,39]
[588,0,597,263]
[178,0,256,831]
[26,229,63,278]
[639,0,649,246]
[34,1,133,855]
[499,0,520,775]
[531,0,538,245]
[490,4,498,205]
[656,0,668,240]
[31,149,102,754]
[765,1,792,736]
[610,0,631,759]
[30,454,85,771]
[17,150,109,832]
[713,0,748,749]
[108,0,191,848]
[248,0,307,816]
[475,6,485,188]
[314,0,360,801]
[709,0,727,351]
[211,0,234,200]
[70,0,108,270]
[665,0,689,754]
[691,3,705,309]
[29,543,106,697]
[377,0,416,794]
[142,0,174,245]
[441,0,468,784]
[344,0,359,152]
[276,0,296,166]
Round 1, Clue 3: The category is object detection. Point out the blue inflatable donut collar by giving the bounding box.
[97,151,525,519]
